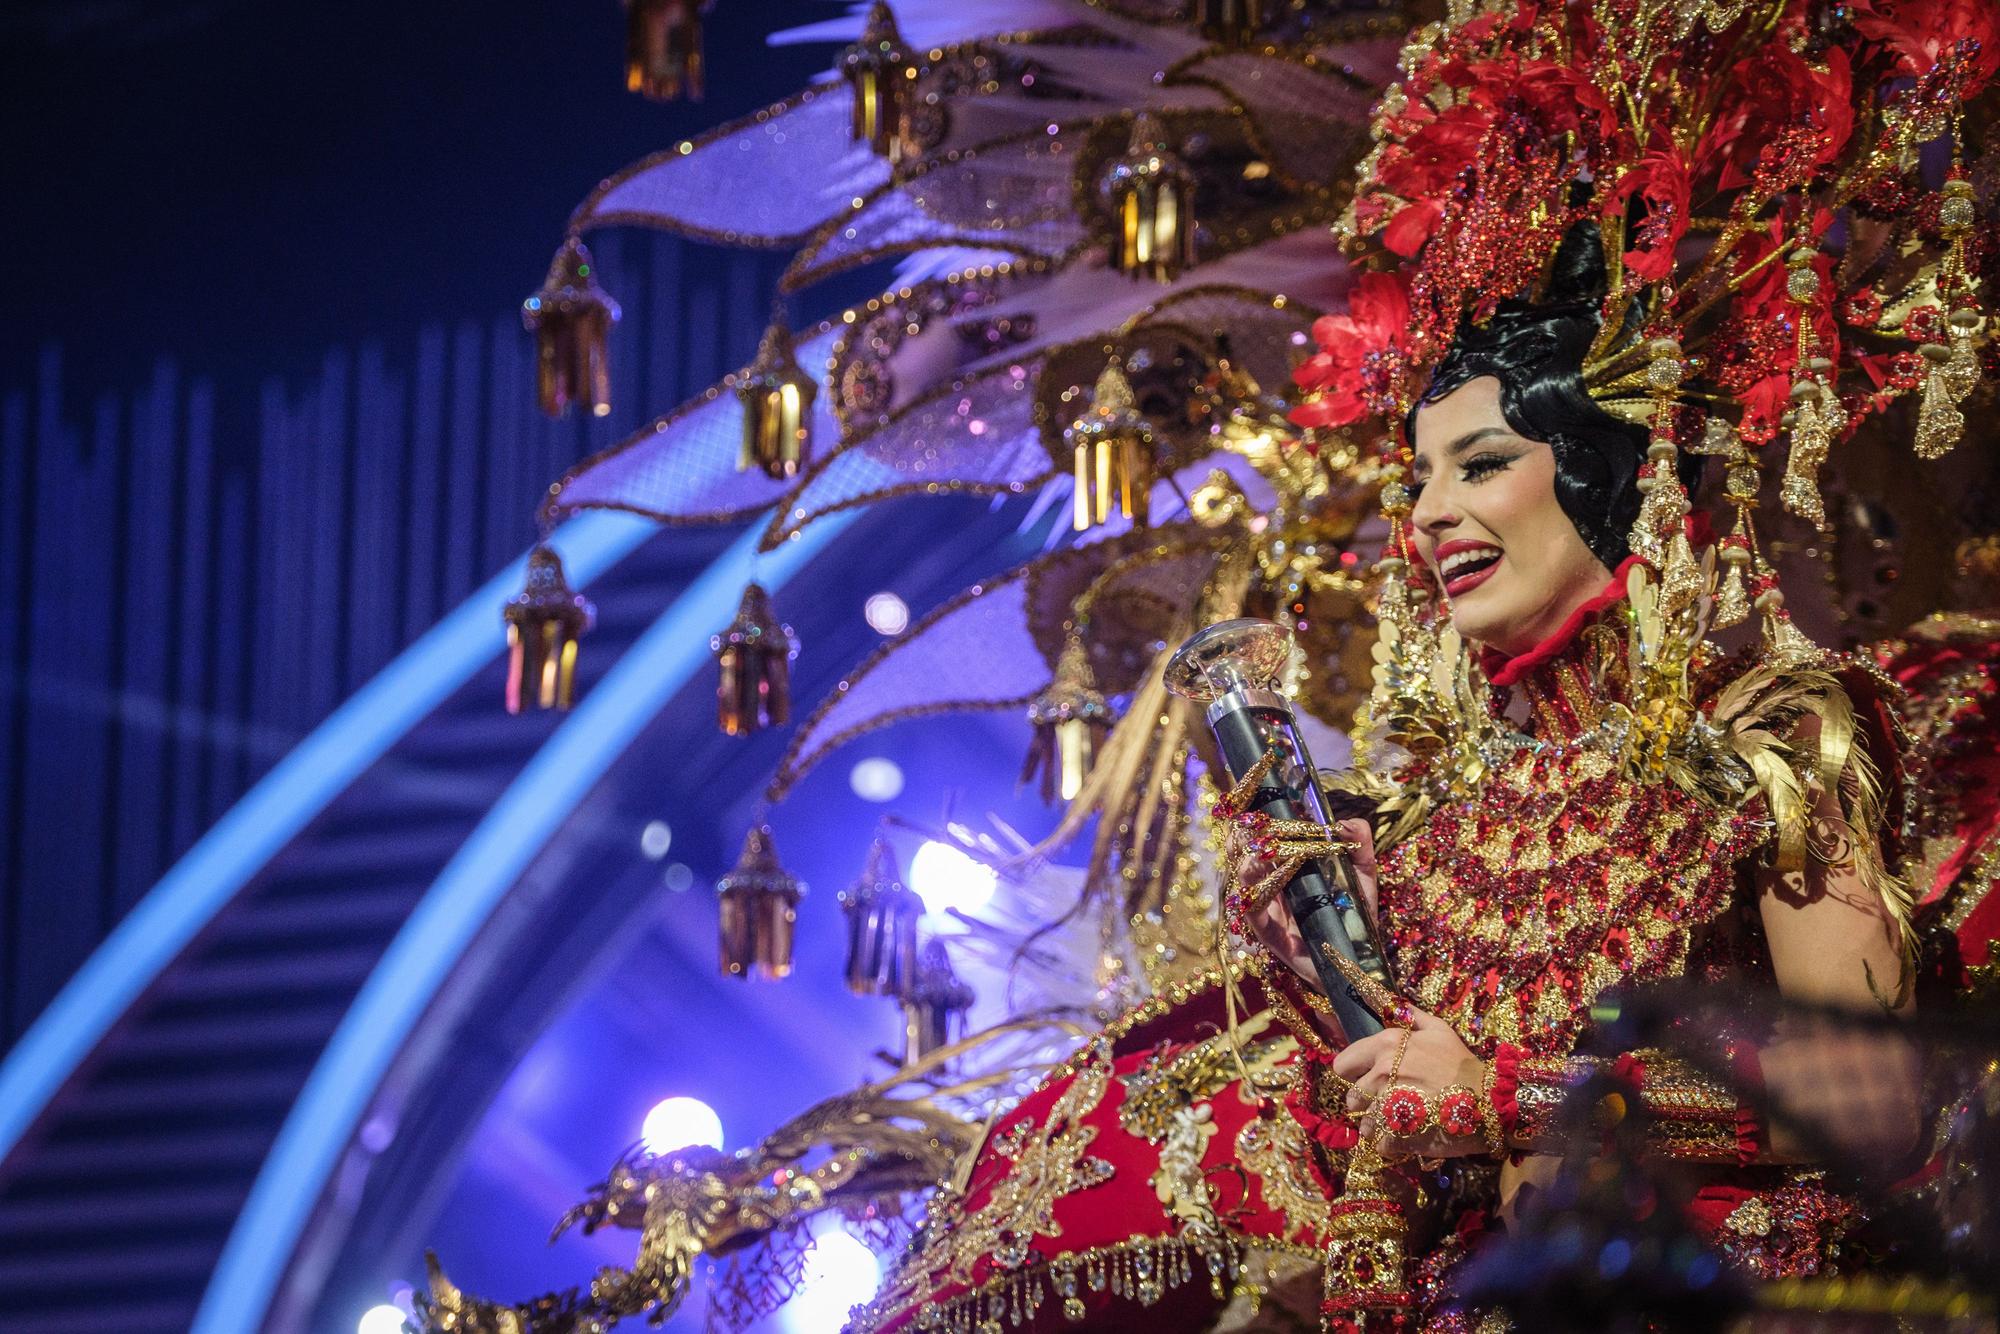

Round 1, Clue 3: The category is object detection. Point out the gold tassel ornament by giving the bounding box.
[716,825,805,979]
[1915,179,1985,460]
[901,941,974,1066]
[1021,634,1114,803]
[712,583,798,736]
[624,0,709,101]
[736,315,817,480]
[523,236,620,419]
[1066,361,1156,531]
[840,1,914,162]
[503,544,595,713]
[838,836,922,997]
[1101,113,1197,283]
[1627,338,1693,592]
[1778,374,1842,531]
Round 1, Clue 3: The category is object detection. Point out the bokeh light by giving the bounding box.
[907,841,997,916]
[640,820,673,859]
[863,592,909,635]
[781,1229,881,1332]
[357,1305,409,1334]
[849,757,905,802]
[641,1096,724,1156]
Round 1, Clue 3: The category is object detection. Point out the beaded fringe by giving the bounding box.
[911,1235,1243,1332]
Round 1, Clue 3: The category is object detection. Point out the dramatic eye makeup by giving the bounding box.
[1458,449,1521,482]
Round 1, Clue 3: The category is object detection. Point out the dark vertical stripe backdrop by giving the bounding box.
[0,233,790,1045]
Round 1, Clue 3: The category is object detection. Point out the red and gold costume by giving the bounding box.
[846,0,2000,1321]
[847,551,1909,1333]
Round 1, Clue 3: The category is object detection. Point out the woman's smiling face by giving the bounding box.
[1407,376,1614,657]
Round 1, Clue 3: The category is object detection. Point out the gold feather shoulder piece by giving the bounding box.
[1703,649,1915,955]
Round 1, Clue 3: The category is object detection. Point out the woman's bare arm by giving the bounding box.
[1753,717,1919,1161]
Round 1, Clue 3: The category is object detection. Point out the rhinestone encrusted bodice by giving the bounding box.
[1376,611,1773,1059]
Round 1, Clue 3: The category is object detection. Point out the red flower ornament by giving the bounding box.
[1290,271,1417,430]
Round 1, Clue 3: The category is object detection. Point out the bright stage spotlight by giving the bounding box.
[907,841,997,916]
[782,1229,882,1332]
[357,1305,409,1334]
[641,1096,724,1156]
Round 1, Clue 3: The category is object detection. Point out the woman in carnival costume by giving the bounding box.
[847,0,2000,1330]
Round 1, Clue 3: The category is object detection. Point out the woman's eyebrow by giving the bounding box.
[1412,426,1511,478]
[1447,426,1510,457]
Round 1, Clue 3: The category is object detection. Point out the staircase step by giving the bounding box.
[0,1181,242,1238]
[57,1066,304,1122]
[154,944,381,1002]
[0,1297,201,1334]
[4,1125,271,1183]
[100,1004,346,1063]
[215,887,417,939]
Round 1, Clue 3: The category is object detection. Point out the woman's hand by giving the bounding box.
[1331,1003,1489,1158]
[1231,817,1379,989]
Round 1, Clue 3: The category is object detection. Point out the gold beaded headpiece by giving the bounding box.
[1292,0,1996,661]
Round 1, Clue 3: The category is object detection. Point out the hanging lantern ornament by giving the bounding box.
[712,582,799,736]
[1194,0,1267,48]
[737,315,818,480]
[1100,113,1196,283]
[901,941,974,1066]
[839,1,914,163]
[503,544,595,714]
[624,0,710,101]
[523,236,620,419]
[1066,360,1156,532]
[716,825,805,980]
[838,836,922,996]
[1021,633,1113,803]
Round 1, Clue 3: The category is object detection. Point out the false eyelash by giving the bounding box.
[1461,451,1519,481]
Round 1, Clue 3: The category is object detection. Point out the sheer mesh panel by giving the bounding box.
[576,88,888,246]
[554,329,841,523]
[1179,50,1382,186]
[1137,286,1314,388]
[766,357,1055,543]
[775,576,1043,792]
[789,137,1088,286]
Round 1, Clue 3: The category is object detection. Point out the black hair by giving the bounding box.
[1410,223,1701,569]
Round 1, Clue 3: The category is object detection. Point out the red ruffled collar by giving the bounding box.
[1478,555,1644,688]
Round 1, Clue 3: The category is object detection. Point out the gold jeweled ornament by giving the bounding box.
[522,235,621,419]
[901,941,974,1066]
[736,315,817,480]
[502,544,595,713]
[1916,177,1986,460]
[1065,361,1155,532]
[838,835,922,996]
[712,582,798,736]
[1779,250,1844,531]
[624,0,709,101]
[840,1,914,163]
[716,824,804,979]
[1100,113,1196,284]
[1020,634,1114,803]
